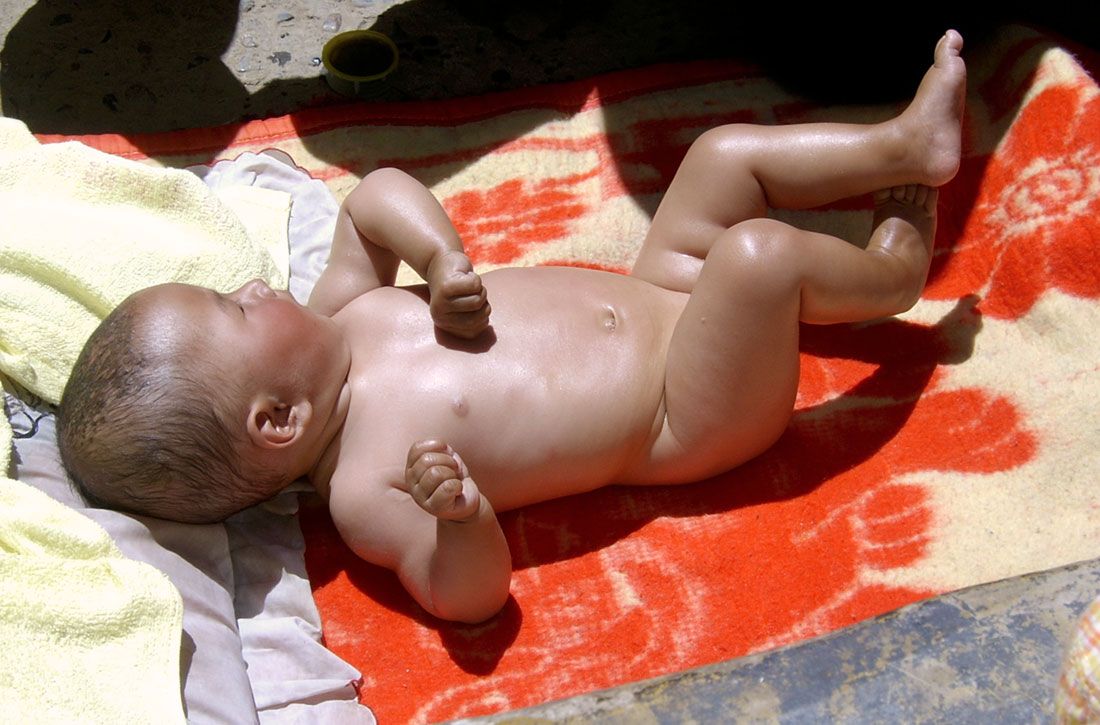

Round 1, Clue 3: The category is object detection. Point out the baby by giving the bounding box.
[59,31,966,623]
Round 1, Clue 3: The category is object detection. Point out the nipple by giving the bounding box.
[451,395,469,418]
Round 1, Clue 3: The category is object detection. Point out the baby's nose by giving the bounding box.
[239,278,276,300]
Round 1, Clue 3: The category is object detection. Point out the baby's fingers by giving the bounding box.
[404,440,477,517]
[442,288,488,313]
[435,304,492,340]
[405,451,460,491]
[406,439,450,471]
[438,269,484,300]
[420,475,462,514]
[407,462,456,507]
[432,274,490,338]
[427,477,482,521]
[412,469,480,521]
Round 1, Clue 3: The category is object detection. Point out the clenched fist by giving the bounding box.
[404,439,482,521]
[426,250,491,339]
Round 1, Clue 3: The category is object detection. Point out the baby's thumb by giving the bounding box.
[451,478,481,521]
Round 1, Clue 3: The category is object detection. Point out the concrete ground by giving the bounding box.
[2,2,1098,722]
[462,559,1100,723]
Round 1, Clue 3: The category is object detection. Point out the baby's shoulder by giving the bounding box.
[333,285,432,347]
[336,283,429,319]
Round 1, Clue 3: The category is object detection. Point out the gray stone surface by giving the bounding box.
[0,0,398,133]
[459,559,1099,723]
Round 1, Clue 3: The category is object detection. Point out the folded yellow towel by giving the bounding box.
[0,117,293,723]
[0,474,185,723]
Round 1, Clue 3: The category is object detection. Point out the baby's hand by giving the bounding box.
[404,439,482,522]
[426,250,491,339]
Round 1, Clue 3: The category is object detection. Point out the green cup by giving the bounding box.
[322,30,399,98]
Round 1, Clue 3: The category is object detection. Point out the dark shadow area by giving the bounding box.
[5,1,1094,161]
[3,2,246,143]
[281,3,1084,180]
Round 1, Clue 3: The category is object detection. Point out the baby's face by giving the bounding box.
[137,279,350,407]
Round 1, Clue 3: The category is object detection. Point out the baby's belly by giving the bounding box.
[344,267,685,510]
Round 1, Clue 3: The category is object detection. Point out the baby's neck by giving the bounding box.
[307,379,352,500]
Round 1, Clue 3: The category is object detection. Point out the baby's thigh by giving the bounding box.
[632,127,768,293]
[629,221,803,484]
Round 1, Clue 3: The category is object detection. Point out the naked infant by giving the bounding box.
[59,31,967,623]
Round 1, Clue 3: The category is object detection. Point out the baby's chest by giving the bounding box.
[346,340,663,503]
[345,354,558,468]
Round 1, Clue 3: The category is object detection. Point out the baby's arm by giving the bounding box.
[328,439,511,623]
[309,168,490,339]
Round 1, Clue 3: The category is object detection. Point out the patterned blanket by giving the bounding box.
[51,25,1100,723]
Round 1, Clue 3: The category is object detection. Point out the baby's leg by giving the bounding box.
[628,185,938,484]
[633,30,964,293]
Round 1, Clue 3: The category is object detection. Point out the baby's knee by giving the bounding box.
[706,219,803,291]
[688,124,754,160]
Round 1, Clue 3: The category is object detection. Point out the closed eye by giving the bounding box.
[212,290,246,319]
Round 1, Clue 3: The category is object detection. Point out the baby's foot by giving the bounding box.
[871,184,938,265]
[897,30,967,187]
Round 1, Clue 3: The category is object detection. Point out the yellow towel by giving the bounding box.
[0,475,185,723]
[0,117,293,722]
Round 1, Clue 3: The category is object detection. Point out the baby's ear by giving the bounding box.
[246,397,313,449]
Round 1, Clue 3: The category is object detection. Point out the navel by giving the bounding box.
[602,304,618,333]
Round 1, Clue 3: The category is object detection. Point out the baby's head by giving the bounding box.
[58,279,350,523]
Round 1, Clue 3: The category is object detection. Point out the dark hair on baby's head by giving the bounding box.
[57,295,286,524]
